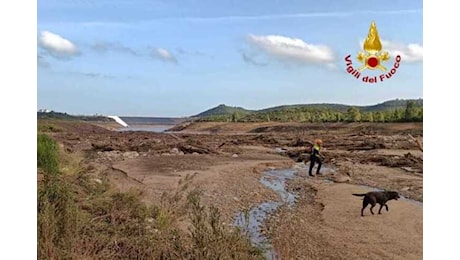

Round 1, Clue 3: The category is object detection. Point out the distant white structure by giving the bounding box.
[107,116,129,128]
[38,109,52,113]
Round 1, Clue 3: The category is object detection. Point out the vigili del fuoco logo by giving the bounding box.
[345,21,401,83]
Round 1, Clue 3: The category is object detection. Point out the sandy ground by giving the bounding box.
[268,179,422,260]
[40,120,423,259]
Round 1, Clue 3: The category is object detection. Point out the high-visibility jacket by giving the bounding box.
[311,144,321,159]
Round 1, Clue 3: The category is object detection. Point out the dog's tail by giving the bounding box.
[352,193,366,197]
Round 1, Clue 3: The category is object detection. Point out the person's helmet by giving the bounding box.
[315,139,323,145]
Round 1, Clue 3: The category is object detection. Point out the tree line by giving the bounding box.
[199,101,422,123]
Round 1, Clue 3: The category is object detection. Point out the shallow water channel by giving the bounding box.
[234,168,296,259]
[233,163,336,259]
[233,162,421,259]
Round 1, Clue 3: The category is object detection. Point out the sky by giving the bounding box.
[37,0,423,117]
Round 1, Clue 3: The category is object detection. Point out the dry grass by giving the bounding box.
[37,133,262,259]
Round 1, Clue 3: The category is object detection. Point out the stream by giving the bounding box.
[234,163,336,259]
[233,162,423,259]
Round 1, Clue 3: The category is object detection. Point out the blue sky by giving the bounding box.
[37,0,423,117]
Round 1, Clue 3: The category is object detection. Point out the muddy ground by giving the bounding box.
[41,120,423,259]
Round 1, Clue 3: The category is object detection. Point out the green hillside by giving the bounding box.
[196,99,423,123]
[359,98,423,112]
[258,98,423,113]
[194,104,254,117]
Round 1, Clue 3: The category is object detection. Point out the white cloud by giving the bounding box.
[247,34,335,66]
[38,31,79,58]
[359,39,423,63]
[382,40,423,63]
[151,48,177,63]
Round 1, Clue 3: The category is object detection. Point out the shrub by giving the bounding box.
[37,134,59,175]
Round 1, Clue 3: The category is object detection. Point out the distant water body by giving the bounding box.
[116,125,172,133]
[114,117,186,133]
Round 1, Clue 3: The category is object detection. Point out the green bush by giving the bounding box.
[37,134,59,175]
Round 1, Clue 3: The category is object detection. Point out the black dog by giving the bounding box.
[352,191,400,216]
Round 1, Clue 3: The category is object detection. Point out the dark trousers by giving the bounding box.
[309,156,322,175]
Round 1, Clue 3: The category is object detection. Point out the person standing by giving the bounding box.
[309,139,324,176]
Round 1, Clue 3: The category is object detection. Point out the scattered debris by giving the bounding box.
[123,151,139,159]
[92,178,103,184]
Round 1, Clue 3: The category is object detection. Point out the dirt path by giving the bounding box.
[269,180,422,260]
[108,152,294,223]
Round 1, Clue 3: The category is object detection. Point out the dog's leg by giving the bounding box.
[361,200,369,217]
[385,204,389,212]
[369,201,376,215]
[378,204,384,214]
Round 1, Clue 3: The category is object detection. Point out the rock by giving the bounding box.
[333,176,351,183]
[275,147,287,153]
[123,151,139,159]
[171,148,180,154]
[162,153,172,156]
[192,152,199,155]
[233,196,240,202]
[93,178,103,184]
[232,154,239,158]
[102,150,123,160]
[178,151,185,155]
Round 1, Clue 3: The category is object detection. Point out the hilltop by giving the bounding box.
[193,104,254,117]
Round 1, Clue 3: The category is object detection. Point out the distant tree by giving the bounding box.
[417,108,423,121]
[305,112,312,122]
[231,112,240,122]
[389,108,404,122]
[347,107,362,122]
[299,112,306,122]
[374,112,385,122]
[362,112,374,122]
[336,113,343,122]
[404,101,418,121]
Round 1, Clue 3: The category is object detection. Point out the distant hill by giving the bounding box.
[194,98,423,123]
[196,99,422,117]
[193,104,254,117]
[38,112,187,125]
[258,99,423,113]
[37,111,111,122]
[259,104,351,113]
[358,98,423,112]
